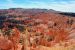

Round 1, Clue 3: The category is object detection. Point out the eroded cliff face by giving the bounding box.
[0,8,75,50]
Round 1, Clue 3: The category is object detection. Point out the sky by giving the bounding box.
[0,0,75,12]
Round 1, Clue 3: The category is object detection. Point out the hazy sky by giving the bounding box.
[0,0,75,12]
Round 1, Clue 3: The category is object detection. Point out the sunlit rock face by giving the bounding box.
[0,37,13,50]
[0,8,75,50]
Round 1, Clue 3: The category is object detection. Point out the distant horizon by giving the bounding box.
[0,7,75,13]
[0,0,75,12]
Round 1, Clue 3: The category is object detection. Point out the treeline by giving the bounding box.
[59,12,75,17]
